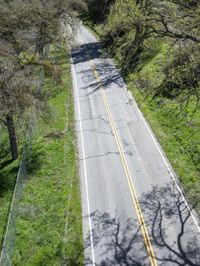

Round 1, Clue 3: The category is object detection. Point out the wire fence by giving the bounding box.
[0,46,49,266]
[0,119,33,266]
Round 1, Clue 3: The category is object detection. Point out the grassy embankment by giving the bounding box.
[0,134,19,250]
[12,46,83,265]
[127,40,200,212]
[81,16,200,213]
[0,121,28,249]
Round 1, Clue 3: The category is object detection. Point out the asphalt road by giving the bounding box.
[71,25,200,266]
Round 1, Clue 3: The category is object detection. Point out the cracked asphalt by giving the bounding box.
[71,25,200,266]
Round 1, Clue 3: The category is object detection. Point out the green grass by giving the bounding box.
[128,39,200,213]
[0,119,28,250]
[0,132,19,250]
[12,46,83,265]
[130,88,200,211]
[82,17,200,214]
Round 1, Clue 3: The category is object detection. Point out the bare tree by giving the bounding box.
[0,0,85,160]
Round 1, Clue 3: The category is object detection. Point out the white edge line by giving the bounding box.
[70,51,95,265]
[82,25,200,235]
[126,88,200,235]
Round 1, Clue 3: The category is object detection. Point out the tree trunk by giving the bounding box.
[6,115,18,160]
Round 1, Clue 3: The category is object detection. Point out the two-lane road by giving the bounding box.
[71,25,200,265]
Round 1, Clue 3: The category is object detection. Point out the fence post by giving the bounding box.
[0,119,33,266]
[0,46,49,266]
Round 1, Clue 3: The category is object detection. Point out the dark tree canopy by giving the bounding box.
[86,0,115,22]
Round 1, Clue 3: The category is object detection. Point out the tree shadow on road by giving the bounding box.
[140,185,200,265]
[84,185,200,265]
[71,42,102,65]
[84,211,146,266]
[71,42,124,96]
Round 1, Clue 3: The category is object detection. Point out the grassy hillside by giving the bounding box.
[0,134,19,250]
[127,39,200,212]
[0,120,28,250]
[12,46,83,265]
[82,10,200,214]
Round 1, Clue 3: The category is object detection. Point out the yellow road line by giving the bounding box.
[87,57,158,266]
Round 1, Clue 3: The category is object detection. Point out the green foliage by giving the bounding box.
[128,39,200,212]
[0,0,86,160]
[0,118,29,249]
[86,0,115,23]
[86,0,200,211]
[130,39,169,90]
[0,145,19,250]
[103,0,135,45]
[18,51,39,66]
[13,47,83,265]
[102,0,200,70]
[102,0,150,72]
[162,45,200,111]
[131,85,200,211]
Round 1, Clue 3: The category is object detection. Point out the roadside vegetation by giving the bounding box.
[0,0,85,264]
[1,0,200,264]
[13,46,83,266]
[0,0,86,161]
[84,0,200,213]
[0,130,20,250]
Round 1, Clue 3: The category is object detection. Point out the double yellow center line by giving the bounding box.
[85,48,158,266]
